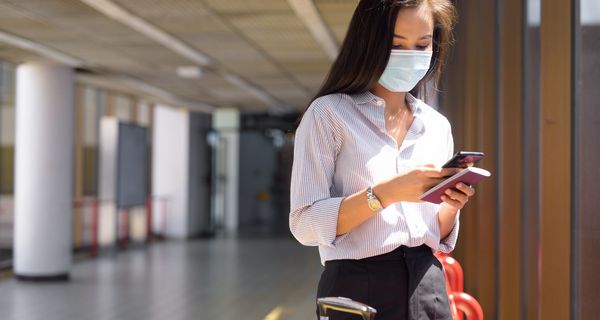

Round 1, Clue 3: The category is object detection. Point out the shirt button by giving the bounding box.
[375,99,384,106]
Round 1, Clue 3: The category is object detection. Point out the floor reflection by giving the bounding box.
[0,236,322,320]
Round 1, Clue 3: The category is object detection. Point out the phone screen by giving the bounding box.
[442,151,485,168]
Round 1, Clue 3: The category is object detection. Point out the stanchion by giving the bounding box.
[119,208,129,250]
[145,198,153,242]
[159,197,168,239]
[91,199,99,256]
[435,252,474,320]
[449,292,484,320]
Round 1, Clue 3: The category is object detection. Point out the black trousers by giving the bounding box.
[316,245,452,320]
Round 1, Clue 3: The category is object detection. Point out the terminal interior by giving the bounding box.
[0,1,599,319]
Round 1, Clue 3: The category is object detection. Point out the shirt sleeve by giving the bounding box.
[437,122,460,253]
[289,99,344,247]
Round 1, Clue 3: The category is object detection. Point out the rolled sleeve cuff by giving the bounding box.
[290,197,344,248]
[438,211,460,253]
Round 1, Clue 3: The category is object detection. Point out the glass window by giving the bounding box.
[0,62,15,194]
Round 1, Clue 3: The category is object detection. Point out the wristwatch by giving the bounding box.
[366,186,384,211]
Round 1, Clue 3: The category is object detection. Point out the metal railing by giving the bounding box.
[72,195,170,256]
[435,252,484,320]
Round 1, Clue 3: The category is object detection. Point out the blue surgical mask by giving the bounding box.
[378,50,433,92]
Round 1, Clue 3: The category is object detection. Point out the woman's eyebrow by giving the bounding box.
[393,34,433,39]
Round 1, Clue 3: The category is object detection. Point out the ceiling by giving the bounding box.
[0,0,357,112]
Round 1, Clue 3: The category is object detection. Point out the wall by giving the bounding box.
[439,0,600,319]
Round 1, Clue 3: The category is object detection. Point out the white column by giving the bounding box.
[152,105,190,238]
[98,117,118,246]
[213,108,239,234]
[13,63,74,280]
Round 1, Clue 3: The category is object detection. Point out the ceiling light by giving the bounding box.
[176,66,203,79]
[0,31,83,67]
[223,73,287,111]
[79,0,211,66]
[77,73,215,113]
[287,0,339,61]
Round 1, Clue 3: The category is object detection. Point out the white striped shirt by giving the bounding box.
[289,91,460,265]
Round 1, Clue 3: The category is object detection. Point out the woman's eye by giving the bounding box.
[392,44,430,50]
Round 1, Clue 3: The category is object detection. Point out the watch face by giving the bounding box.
[368,199,383,211]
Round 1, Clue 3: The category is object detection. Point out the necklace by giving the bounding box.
[392,107,407,118]
[388,103,410,120]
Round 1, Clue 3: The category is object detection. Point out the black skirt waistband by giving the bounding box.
[326,244,433,266]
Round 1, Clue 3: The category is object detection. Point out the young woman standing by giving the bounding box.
[290,1,475,319]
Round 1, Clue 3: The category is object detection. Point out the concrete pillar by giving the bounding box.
[152,105,190,238]
[13,63,74,280]
[98,117,118,247]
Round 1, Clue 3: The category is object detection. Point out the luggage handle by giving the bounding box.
[317,297,377,320]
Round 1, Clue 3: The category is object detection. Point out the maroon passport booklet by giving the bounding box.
[419,167,491,204]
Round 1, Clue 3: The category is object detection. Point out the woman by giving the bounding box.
[289,1,474,319]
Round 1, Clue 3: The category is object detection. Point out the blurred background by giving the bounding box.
[0,0,598,319]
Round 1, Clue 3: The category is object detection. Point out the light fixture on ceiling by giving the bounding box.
[0,31,83,67]
[79,0,288,112]
[287,0,339,61]
[78,0,211,66]
[222,73,288,112]
[176,66,204,79]
[77,73,215,113]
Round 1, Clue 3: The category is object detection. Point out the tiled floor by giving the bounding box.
[0,236,323,320]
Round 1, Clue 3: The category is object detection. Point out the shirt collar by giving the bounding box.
[349,91,427,145]
[351,91,423,115]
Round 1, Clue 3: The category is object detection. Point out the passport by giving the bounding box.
[419,167,491,204]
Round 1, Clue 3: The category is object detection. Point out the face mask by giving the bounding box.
[378,50,433,92]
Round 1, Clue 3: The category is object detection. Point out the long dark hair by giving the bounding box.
[305,0,457,111]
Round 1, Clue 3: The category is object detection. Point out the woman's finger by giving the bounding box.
[441,194,462,209]
[439,168,462,177]
[421,167,444,177]
[422,167,461,178]
[445,188,468,204]
[456,183,475,196]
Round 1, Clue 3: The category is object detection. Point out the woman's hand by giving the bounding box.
[374,164,462,205]
[440,182,476,211]
[338,164,469,237]
[438,183,475,240]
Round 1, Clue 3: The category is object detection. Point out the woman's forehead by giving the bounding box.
[394,5,435,37]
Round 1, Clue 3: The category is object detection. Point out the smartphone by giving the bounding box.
[442,151,485,168]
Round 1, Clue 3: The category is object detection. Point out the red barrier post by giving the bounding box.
[119,208,129,250]
[146,197,153,242]
[91,199,99,256]
[449,292,484,320]
[435,253,464,292]
[436,252,466,320]
[449,294,460,320]
[160,198,167,239]
[444,256,464,293]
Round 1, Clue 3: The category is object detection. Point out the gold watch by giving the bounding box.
[367,186,383,211]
